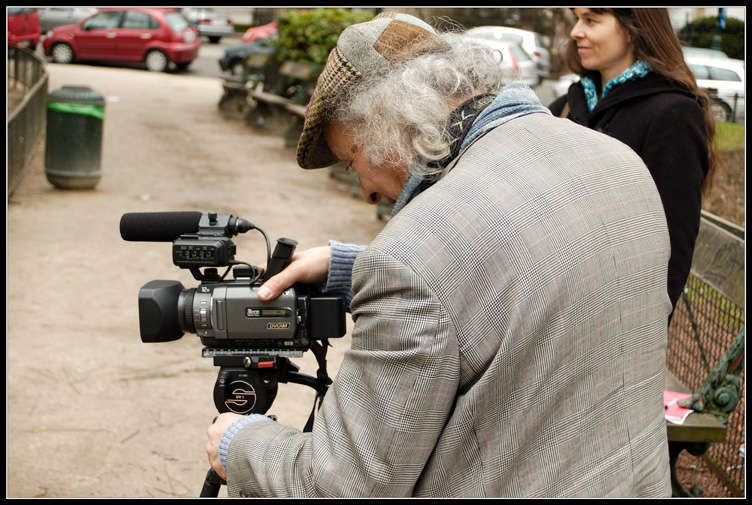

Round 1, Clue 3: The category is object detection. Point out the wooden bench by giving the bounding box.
[243,60,318,146]
[248,60,317,115]
[218,52,273,119]
[247,89,306,117]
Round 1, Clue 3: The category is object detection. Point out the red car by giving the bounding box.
[241,21,277,43]
[8,7,42,50]
[42,7,200,72]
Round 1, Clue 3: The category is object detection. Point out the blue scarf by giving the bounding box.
[390,83,551,216]
[580,60,652,112]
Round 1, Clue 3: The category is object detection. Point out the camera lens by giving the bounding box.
[178,288,196,333]
[138,280,185,343]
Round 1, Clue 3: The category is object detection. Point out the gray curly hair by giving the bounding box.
[332,32,507,176]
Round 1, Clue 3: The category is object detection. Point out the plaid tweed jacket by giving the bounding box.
[226,112,673,497]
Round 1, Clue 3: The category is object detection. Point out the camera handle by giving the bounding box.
[199,341,332,497]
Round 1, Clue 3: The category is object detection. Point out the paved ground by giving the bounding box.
[7,62,385,498]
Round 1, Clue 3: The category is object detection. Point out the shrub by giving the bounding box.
[275,8,375,66]
[678,16,744,59]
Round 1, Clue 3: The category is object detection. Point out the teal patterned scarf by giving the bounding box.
[580,60,652,112]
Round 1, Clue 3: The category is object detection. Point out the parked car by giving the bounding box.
[681,46,728,60]
[38,7,98,32]
[42,7,200,73]
[181,7,234,43]
[685,55,745,122]
[553,73,579,98]
[465,25,551,83]
[241,21,278,43]
[219,36,277,75]
[8,7,41,50]
[465,36,539,87]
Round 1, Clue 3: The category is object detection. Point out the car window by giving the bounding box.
[467,28,495,38]
[122,11,159,30]
[509,44,531,61]
[82,11,122,30]
[709,67,742,82]
[500,33,524,45]
[688,64,710,80]
[165,11,189,31]
[8,8,37,15]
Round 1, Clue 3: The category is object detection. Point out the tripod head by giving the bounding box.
[200,342,333,497]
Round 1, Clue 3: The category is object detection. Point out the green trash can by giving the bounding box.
[45,85,105,189]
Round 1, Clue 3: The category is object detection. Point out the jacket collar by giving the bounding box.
[390,84,551,217]
[567,71,695,125]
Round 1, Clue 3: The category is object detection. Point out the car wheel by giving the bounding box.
[709,99,732,123]
[51,43,74,64]
[208,36,221,44]
[145,50,169,72]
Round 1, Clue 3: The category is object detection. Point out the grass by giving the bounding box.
[715,122,745,151]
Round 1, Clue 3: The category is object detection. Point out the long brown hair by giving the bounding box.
[565,8,717,196]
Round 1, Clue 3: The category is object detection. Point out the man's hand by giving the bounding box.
[257,246,331,301]
[207,412,245,481]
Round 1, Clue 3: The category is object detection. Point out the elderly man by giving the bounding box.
[207,12,672,497]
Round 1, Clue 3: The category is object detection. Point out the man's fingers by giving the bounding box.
[256,246,331,301]
[258,266,298,300]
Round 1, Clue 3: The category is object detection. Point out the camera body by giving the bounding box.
[123,211,345,415]
[130,211,346,354]
[139,275,345,353]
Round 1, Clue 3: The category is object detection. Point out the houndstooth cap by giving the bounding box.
[296,12,448,169]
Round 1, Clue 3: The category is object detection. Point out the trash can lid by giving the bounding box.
[48,85,105,106]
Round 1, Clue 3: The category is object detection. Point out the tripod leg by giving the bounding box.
[200,467,226,497]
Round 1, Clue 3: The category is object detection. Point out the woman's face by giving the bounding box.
[570,8,635,83]
[324,120,410,205]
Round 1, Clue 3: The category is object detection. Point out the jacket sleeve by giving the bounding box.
[639,97,708,308]
[225,245,460,497]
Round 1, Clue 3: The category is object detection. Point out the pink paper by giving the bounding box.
[664,390,694,424]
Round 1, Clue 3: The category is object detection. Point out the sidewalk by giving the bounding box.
[7,62,384,497]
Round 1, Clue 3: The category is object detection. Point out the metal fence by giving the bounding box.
[667,211,745,496]
[8,45,49,197]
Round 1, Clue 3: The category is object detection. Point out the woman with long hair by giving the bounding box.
[549,8,716,320]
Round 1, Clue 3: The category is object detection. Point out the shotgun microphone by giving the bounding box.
[120,211,203,242]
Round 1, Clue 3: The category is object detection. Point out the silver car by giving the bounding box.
[465,25,552,83]
[685,55,745,122]
[38,7,98,32]
[181,7,234,44]
[465,36,539,88]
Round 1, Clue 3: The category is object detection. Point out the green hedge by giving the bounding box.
[275,8,375,66]
[678,16,744,59]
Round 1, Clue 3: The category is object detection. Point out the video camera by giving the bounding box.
[120,211,346,416]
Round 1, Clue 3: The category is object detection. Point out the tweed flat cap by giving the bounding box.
[296,12,448,169]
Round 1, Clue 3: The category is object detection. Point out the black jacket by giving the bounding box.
[549,72,709,313]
